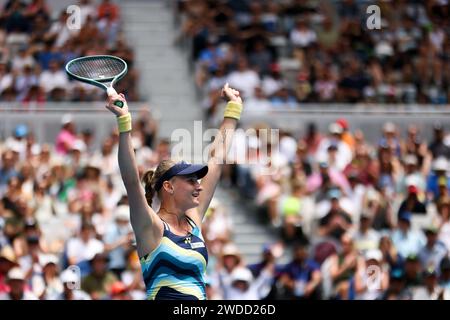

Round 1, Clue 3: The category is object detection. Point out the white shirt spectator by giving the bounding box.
[66,237,104,264]
[39,69,69,93]
[226,69,260,99]
[290,26,317,48]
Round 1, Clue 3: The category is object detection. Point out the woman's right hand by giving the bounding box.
[105,92,129,117]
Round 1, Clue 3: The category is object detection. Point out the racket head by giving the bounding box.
[65,55,128,91]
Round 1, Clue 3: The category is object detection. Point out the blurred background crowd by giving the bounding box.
[0,0,139,105]
[175,0,450,120]
[1,0,450,301]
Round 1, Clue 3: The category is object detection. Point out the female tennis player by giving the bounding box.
[105,84,243,300]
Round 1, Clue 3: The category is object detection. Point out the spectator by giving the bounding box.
[65,222,104,276]
[328,233,358,300]
[0,246,18,294]
[103,205,134,278]
[81,252,117,300]
[412,268,443,300]
[428,124,450,160]
[55,114,77,155]
[354,249,389,300]
[278,242,322,300]
[222,266,275,300]
[418,225,448,271]
[391,212,426,259]
[226,57,260,99]
[397,184,427,216]
[48,268,91,300]
[0,267,38,300]
[351,213,381,254]
[38,60,69,100]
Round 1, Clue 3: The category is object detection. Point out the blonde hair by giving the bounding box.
[142,159,176,207]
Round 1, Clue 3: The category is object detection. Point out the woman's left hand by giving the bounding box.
[221,83,242,104]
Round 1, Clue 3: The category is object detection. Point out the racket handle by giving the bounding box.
[107,87,124,108]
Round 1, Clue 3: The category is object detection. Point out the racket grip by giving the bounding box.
[107,87,124,108]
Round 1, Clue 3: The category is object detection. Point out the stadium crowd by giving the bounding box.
[0,0,139,105]
[1,0,450,301]
[175,0,450,119]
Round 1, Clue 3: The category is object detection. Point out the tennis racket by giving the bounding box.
[65,55,128,107]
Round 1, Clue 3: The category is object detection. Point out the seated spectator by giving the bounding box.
[426,157,450,201]
[0,267,37,300]
[418,225,448,271]
[412,268,443,300]
[354,249,389,300]
[38,60,69,100]
[103,205,134,278]
[379,235,404,271]
[0,246,18,294]
[81,252,118,300]
[222,266,275,300]
[55,114,77,155]
[65,222,104,276]
[328,233,358,300]
[278,242,322,300]
[48,268,91,300]
[391,212,426,259]
[378,269,412,300]
[226,56,260,99]
[397,184,427,216]
[317,189,353,241]
[351,213,381,254]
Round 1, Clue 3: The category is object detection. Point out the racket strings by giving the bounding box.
[69,58,125,80]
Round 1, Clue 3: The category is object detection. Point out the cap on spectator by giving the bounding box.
[231,267,253,284]
[336,118,349,130]
[423,224,438,235]
[60,269,79,283]
[383,122,396,133]
[61,114,73,125]
[0,245,17,264]
[407,185,418,195]
[319,161,329,169]
[432,157,448,171]
[327,143,338,151]
[115,205,130,221]
[328,123,343,135]
[406,254,419,262]
[433,122,444,131]
[327,188,341,200]
[398,211,412,223]
[221,243,241,259]
[110,281,127,295]
[270,63,281,73]
[71,140,86,152]
[14,124,28,138]
[365,249,382,262]
[90,252,110,265]
[40,254,59,267]
[403,154,418,166]
[7,267,25,281]
[438,176,447,187]
[390,268,404,280]
[423,267,437,278]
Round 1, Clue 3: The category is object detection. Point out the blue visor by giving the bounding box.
[154,161,208,191]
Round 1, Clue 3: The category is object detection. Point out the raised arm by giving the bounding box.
[188,84,243,225]
[105,93,162,257]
